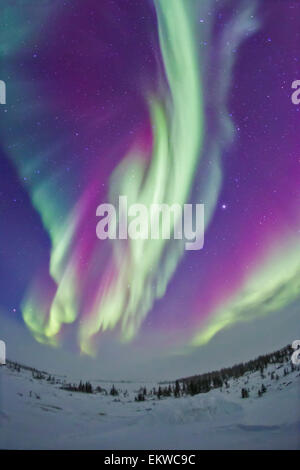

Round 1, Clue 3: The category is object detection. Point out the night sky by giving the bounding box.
[0,0,299,379]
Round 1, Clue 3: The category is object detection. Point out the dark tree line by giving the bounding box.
[60,381,122,396]
[134,381,182,401]
[6,362,21,373]
[5,344,298,402]
[6,359,48,376]
[61,380,93,394]
[179,344,295,397]
[133,345,298,401]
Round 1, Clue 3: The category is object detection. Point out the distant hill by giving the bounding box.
[178,344,295,395]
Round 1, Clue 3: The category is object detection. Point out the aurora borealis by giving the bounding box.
[0,0,300,374]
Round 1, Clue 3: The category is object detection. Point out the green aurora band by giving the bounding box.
[3,1,298,357]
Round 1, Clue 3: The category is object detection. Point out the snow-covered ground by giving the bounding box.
[0,361,299,449]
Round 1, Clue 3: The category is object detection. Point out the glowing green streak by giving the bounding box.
[0,1,80,344]
[2,0,214,351]
[191,237,300,346]
[2,0,261,353]
[79,0,204,353]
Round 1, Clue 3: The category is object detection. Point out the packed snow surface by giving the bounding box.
[0,362,299,449]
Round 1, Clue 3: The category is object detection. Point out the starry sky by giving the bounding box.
[0,0,300,380]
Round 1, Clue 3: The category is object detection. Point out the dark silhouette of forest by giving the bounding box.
[5,343,298,401]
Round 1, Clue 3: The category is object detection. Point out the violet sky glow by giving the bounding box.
[0,0,300,377]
